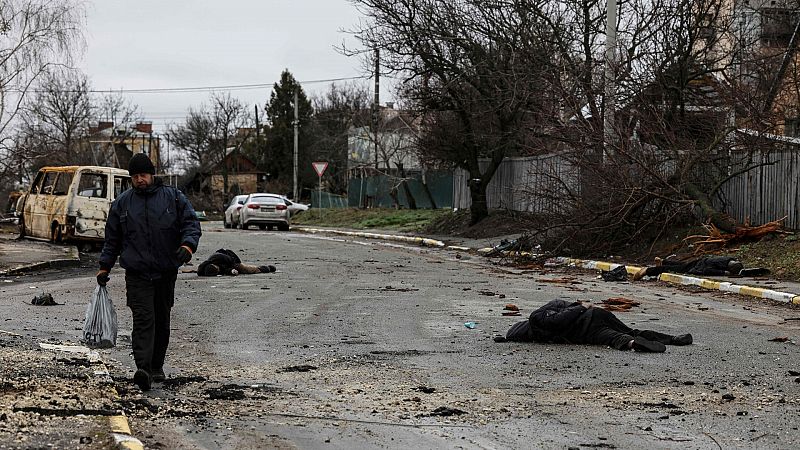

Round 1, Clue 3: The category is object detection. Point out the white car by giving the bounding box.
[223,194,248,229]
[238,193,291,231]
[283,197,309,216]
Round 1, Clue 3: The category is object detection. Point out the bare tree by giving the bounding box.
[520,0,795,255]
[309,81,371,193]
[89,92,143,166]
[0,0,84,190]
[348,0,561,224]
[19,68,91,166]
[168,106,215,170]
[210,92,251,202]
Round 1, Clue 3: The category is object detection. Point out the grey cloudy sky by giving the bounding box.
[81,0,387,133]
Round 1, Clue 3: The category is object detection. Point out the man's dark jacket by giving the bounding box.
[506,299,589,343]
[100,179,201,278]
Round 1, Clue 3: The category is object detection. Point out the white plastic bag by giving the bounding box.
[82,285,118,348]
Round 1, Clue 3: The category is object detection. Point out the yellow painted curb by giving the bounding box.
[554,257,799,304]
[109,416,131,434]
[109,415,143,449]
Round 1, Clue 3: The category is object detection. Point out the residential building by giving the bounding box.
[86,121,161,172]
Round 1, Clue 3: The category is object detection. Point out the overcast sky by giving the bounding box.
[81,0,388,133]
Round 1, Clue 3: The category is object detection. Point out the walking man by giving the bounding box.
[97,153,201,391]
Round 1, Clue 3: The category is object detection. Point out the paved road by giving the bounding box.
[2,222,799,449]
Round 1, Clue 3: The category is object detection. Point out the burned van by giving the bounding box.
[19,166,131,243]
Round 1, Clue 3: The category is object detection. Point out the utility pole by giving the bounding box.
[293,89,299,200]
[255,104,262,190]
[373,48,380,170]
[603,0,618,163]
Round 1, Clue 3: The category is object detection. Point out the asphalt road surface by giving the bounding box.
[3,222,800,449]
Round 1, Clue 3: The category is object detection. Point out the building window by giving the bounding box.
[761,8,800,47]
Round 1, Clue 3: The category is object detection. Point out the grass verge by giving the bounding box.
[291,208,452,232]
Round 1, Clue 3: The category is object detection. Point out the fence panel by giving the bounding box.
[452,155,578,214]
[716,149,800,229]
[451,151,800,230]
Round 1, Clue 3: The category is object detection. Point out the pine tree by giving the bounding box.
[263,70,313,197]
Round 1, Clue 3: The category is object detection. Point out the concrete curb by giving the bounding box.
[553,257,800,305]
[294,227,449,249]
[37,342,143,450]
[0,244,81,276]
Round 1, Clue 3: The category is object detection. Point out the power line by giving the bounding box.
[87,75,369,94]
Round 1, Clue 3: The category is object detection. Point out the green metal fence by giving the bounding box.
[347,170,453,209]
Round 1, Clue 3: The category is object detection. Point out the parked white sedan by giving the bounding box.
[283,197,309,216]
[238,193,291,231]
[223,194,248,228]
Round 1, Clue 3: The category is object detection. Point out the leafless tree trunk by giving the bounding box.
[0,0,83,189]
[348,0,559,224]
[19,68,91,166]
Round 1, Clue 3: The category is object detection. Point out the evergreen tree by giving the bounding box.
[263,70,313,198]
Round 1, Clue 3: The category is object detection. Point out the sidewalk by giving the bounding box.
[0,232,140,449]
[0,233,81,275]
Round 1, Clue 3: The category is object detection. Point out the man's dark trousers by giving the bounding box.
[125,271,177,373]
[580,308,675,349]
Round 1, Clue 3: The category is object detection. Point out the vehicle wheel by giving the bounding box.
[267,225,274,231]
[224,218,230,229]
[259,224,267,230]
[278,224,289,231]
[241,223,249,230]
[50,222,62,243]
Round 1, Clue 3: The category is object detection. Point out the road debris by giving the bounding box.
[601,297,641,312]
[600,265,629,282]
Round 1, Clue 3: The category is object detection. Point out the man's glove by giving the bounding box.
[96,270,110,286]
[176,245,193,264]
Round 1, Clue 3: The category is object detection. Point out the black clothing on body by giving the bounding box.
[197,249,241,276]
[505,299,690,350]
[644,256,738,278]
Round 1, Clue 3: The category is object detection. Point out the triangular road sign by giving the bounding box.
[312,161,328,177]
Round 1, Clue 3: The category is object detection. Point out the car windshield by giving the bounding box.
[251,196,282,205]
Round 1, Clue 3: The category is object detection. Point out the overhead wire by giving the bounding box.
[19,75,370,94]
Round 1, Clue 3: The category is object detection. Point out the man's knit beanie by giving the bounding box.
[128,153,155,175]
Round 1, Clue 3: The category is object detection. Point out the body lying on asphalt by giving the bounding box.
[632,255,769,280]
[497,299,693,352]
[197,248,275,276]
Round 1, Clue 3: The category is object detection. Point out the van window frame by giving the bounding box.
[77,172,109,199]
[29,171,45,194]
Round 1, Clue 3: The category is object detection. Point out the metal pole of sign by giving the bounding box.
[318,174,322,220]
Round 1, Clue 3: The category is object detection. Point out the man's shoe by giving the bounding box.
[632,337,666,353]
[152,368,166,383]
[134,369,152,391]
[670,334,693,346]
